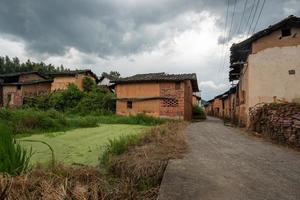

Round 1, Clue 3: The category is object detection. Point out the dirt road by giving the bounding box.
[159,117,300,200]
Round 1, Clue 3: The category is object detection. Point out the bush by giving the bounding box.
[0,124,32,175]
[24,84,116,115]
[192,105,206,120]
[72,87,115,115]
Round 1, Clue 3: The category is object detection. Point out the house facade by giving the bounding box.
[113,73,199,121]
[0,72,52,107]
[206,16,300,127]
[47,70,98,91]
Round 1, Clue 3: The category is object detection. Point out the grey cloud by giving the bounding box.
[0,0,299,57]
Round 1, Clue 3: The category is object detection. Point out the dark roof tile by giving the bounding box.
[113,72,199,92]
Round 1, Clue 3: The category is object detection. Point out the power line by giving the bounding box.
[247,0,260,36]
[228,0,238,41]
[252,0,266,34]
[244,0,256,35]
[237,0,249,35]
[218,0,230,73]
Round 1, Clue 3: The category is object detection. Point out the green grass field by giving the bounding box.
[19,124,149,166]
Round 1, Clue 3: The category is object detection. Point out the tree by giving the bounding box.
[101,71,121,80]
[82,77,95,92]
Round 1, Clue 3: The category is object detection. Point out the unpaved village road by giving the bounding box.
[159,117,300,200]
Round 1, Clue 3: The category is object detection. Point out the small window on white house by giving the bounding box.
[281,28,291,37]
[127,101,133,109]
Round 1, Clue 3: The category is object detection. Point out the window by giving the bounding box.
[127,101,133,109]
[281,28,291,37]
[163,98,179,107]
[17,85,21,90]
[175,82,181,90]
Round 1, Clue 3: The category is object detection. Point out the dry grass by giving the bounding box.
[0,122,188,200]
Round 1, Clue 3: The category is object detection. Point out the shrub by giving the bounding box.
[0,124,32,175]
[73,87,115,115]
[192,105,206,120]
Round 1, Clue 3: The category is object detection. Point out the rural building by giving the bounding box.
[230,15,300,126]
[47,70,98,91]
[112,73,199,121]
[98,73,116,92]
[192,93,201,106]
[0,72,53,107]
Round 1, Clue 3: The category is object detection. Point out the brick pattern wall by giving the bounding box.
[159,82,185,119]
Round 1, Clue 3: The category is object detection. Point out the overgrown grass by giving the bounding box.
[95,113,167,126]
[100,134,140,166]
[0,123,32,176]
[0,108,99,135]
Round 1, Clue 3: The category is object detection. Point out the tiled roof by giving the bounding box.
[113,72,199,92]
[0,71,49,80]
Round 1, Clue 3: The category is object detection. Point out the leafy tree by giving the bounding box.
[82,77,95,92]
[101,71,121,80]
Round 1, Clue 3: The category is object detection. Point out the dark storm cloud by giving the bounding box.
[0,0,299,56]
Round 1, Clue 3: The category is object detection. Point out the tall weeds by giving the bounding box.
[0,124,32,175]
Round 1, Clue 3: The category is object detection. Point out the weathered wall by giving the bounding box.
[248,45,300,108]
[239,27,300,127]
[116,82,161,117]
[183,80,193,121]
[252,28,300,54]
[22,83,52,97]
[51,74,96,91]
[192,96,199,106]
[2,86,20,107]
[115,81,193,120]
[19,74,45,82]
[159,82,185,120]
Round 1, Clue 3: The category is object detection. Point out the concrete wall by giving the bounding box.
[51,74,96,91]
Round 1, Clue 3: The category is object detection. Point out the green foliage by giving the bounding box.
[25,84,115,114]
[192,105,206,120]
[0,124,32,175]
[96,113,167,126]
[0,55,69,74]
[0,108,101,135]
[100,134,139,166]
[66,116,99,128]
[82,77,95,92]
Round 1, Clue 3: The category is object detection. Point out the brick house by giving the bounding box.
[47,70,98,91]
[0,72,53,107]
[112,73,199,121]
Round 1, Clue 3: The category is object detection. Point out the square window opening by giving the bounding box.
[281,28,291,37]
[127,101,133,109]
[17,85,21,90]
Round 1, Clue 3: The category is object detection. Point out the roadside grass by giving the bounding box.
[1,122,187,200]
[19,124,150,166]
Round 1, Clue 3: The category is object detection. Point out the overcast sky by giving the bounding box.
[0,0,299,100]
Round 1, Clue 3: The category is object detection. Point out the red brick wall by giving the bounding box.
[183,80,193,121]
[159,82,185,119]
